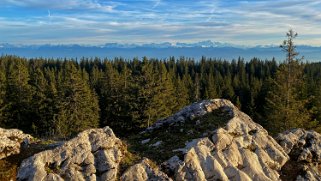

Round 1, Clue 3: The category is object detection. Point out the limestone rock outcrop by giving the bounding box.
[121,158,172,181]
[15,99,321,181]
[277,128,321,181]
[161,99,289,181]
[146,99,235,132]
[0,127,32,160]
[17,126,124,181]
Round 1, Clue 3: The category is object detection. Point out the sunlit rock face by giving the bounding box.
[146,99,235,132]
[121,158,172,181]
[17,126,124,181]
[160,99,289,181]
[277,129,321,181]
[16,99,321,181]
[0,128,32,160]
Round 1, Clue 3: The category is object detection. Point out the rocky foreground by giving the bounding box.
[0,128,32,160]
[17,127,124,181]
[161,99,289,181]
[1,99,321,180]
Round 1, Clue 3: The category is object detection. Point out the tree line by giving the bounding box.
[1,31,321,138]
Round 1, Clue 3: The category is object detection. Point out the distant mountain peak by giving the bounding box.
[0,40,239,49]
[1,41,320,61]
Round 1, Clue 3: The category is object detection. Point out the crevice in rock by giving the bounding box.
[44,162,60,175]
[248,129,258,135]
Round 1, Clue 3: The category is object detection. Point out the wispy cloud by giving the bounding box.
[0,0,115,12]
[1,0,321,45]
[153,0,161,8]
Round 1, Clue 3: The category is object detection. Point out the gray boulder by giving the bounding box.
[0,127,32,160]
[121,158,172,181]
[17,126,124,181]
[277,128,321,181]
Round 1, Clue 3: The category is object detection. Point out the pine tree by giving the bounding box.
[265,30,309,134]
[54,61,99,138]
[146,62,176,126]
[100,61,126,131]
[310,81,321,131]
[1,54,321,137]
[182,73,194,102]
[194,73,201,101]
[42,67,59,137]
[205,73,218,99]
[222,72,234,100]
[29,64,48,135]
[174,76,190,111]
[3,57,33,131]
[89,64,103,91]
[117,62,133,131]
[134,59,155,128]
[0,60,6,127]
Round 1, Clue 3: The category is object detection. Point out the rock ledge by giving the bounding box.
[160,99,290,180]
[0,128,32,160]
[17,126,124,181]
[277,128,321,181]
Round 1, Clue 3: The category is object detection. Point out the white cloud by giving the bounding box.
[1,0,321,45]
[0,0,115,12]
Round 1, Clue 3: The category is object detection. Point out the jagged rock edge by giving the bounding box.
[145,99,236,133]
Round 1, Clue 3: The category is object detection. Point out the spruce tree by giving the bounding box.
[0,60,6,127]
[222,72,234,100]
[42,67,59,137]
[54,61,99,138]
[182,73,194,102]
[174,76,190,111]
[100,61,124,131]
[146,62,176,126]
[134,59,155,128]
[205,73,218,99]
[310,81,321,131]
[89,64,103,91]
[265,29,309,134]
[29,65,48,135]
[4,57,32,131]
[117,62,133,131]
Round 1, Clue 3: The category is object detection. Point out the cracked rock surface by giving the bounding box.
[121,158,172,181]
[17,126,124,181]
[15,99,320,181]
[0,127,32,160]
[161,99,289,181]
[277,128,321,181]
[146,99,235,132]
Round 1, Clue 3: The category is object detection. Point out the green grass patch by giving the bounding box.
[0,139,60,181]
[119,144,141,174]
[124,108,233,164]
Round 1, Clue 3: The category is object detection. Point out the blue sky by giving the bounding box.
[1,0,321,46]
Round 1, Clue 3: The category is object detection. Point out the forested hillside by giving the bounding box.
[0,55,321,138]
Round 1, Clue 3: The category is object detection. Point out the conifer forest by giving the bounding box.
[1,32,321,138]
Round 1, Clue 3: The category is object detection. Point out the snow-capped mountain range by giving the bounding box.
[0,41,320,62]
